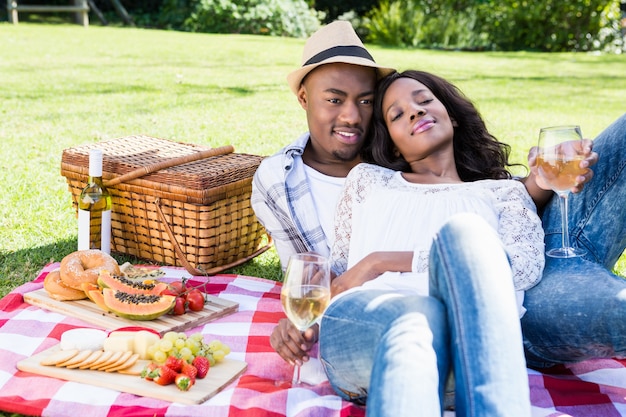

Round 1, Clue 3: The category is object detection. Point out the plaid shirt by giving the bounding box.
[251,133,334,270]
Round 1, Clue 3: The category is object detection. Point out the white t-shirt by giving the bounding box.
[303,164,345,252]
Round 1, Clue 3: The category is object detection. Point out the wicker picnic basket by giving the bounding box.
[60,135,271,276]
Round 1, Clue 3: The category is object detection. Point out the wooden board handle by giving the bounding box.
[104,145,235,187]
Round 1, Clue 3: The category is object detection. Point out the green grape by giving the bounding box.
[212,349,226,362]
[159,339,173,352]
[174,338,186,350]
[163,331,179,342]
[146,344,158,359]
[221,344,231,355]
[207,355,216,367]
[180,346,192,358]
[208,340,222,352]
[153,350,167,363]
[185,339,200,354]
[190,332,204,342]
[178,332,187,340]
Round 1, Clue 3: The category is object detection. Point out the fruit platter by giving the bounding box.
[23,250,239,335]
[17,327,247,405]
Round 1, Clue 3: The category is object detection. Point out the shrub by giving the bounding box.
[481,0,622,52]
[363,0,624,52]
[159,0,322,37]
[312,0,380,23]
[363,0,425,47]
[363,0,489,50]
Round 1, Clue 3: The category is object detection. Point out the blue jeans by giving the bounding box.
[319,214,530,417]
[521,113,626,368]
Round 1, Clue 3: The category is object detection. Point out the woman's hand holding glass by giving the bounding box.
[535,125,591,258]
[529,137,595,194]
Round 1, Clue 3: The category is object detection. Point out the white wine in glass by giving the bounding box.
[280,252,331,385]
[536,125,588,258]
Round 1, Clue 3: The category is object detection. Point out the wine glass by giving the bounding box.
[280,252,331,386]
[536,125,588,258]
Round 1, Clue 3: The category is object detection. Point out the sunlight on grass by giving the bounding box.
[1,23,624,297]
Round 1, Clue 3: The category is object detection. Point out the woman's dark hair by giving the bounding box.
[362,70,518,181]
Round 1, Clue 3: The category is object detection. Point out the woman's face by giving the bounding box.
[381,77,455,163]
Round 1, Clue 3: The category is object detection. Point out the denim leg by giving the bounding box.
[429,213,531,417]
[542,113,626,266]
[524,114,626,367]
[521,257,626,367]
[319,290,448,417]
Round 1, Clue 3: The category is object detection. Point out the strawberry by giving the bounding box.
[181,362,198,381]
[165,355,184,372]
[140,362,159,380]
[175,373,195,391]
[150,364,177,386]
[192,356,210,379]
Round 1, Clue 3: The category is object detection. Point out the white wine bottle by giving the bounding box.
[77,149,112,254]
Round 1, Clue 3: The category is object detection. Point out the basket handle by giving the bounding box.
[104,145,235,187]
[154,198,273,276]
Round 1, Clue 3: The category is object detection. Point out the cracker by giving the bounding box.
[118,359,150,376]
[93,351,123,370]
[106,353,140,372]
[88,350,114,369]
[100,351,132,371]
[58,350,93,368]
[40,349,79,366]
[73,350,104,369]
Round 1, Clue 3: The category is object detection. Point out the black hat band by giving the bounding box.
[303,45,375,67]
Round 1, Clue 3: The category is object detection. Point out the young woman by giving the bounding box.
[317,70,545,416]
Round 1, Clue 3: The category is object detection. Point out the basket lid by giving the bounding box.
[61,135,264,192]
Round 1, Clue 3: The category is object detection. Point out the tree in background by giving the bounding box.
[363,0,624,52]
[484,0,623,51]
[6,0,623,52]
[310,0,379,22]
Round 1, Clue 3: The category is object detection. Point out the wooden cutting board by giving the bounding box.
[17,344,247,405]
[24,289,238,335]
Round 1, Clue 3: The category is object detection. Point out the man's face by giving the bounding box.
[298,63,377,165]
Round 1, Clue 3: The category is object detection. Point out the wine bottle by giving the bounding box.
[77,149,112,254]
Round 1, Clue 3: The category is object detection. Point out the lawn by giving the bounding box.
[1,22,625,303]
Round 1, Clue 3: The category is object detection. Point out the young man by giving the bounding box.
[252,20,626,374]
[251,20,394,270]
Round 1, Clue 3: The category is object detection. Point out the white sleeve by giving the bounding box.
[495,182,545,291]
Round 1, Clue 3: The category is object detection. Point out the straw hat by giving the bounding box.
[287,20,396,94]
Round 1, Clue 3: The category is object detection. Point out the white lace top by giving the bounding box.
[330,163,545,317]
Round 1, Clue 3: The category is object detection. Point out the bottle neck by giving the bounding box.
[88,175,105,185]
[88,149,104,177]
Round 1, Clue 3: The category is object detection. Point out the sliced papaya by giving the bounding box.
[102,288,175,321]
[89,289,111,313]
[98,270,168,296]
[81,282,100,301]
[81,282,111,313]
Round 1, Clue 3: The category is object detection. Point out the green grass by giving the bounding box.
[1,23,625,303]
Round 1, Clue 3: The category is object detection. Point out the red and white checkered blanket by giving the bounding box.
[1,264,625,417]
